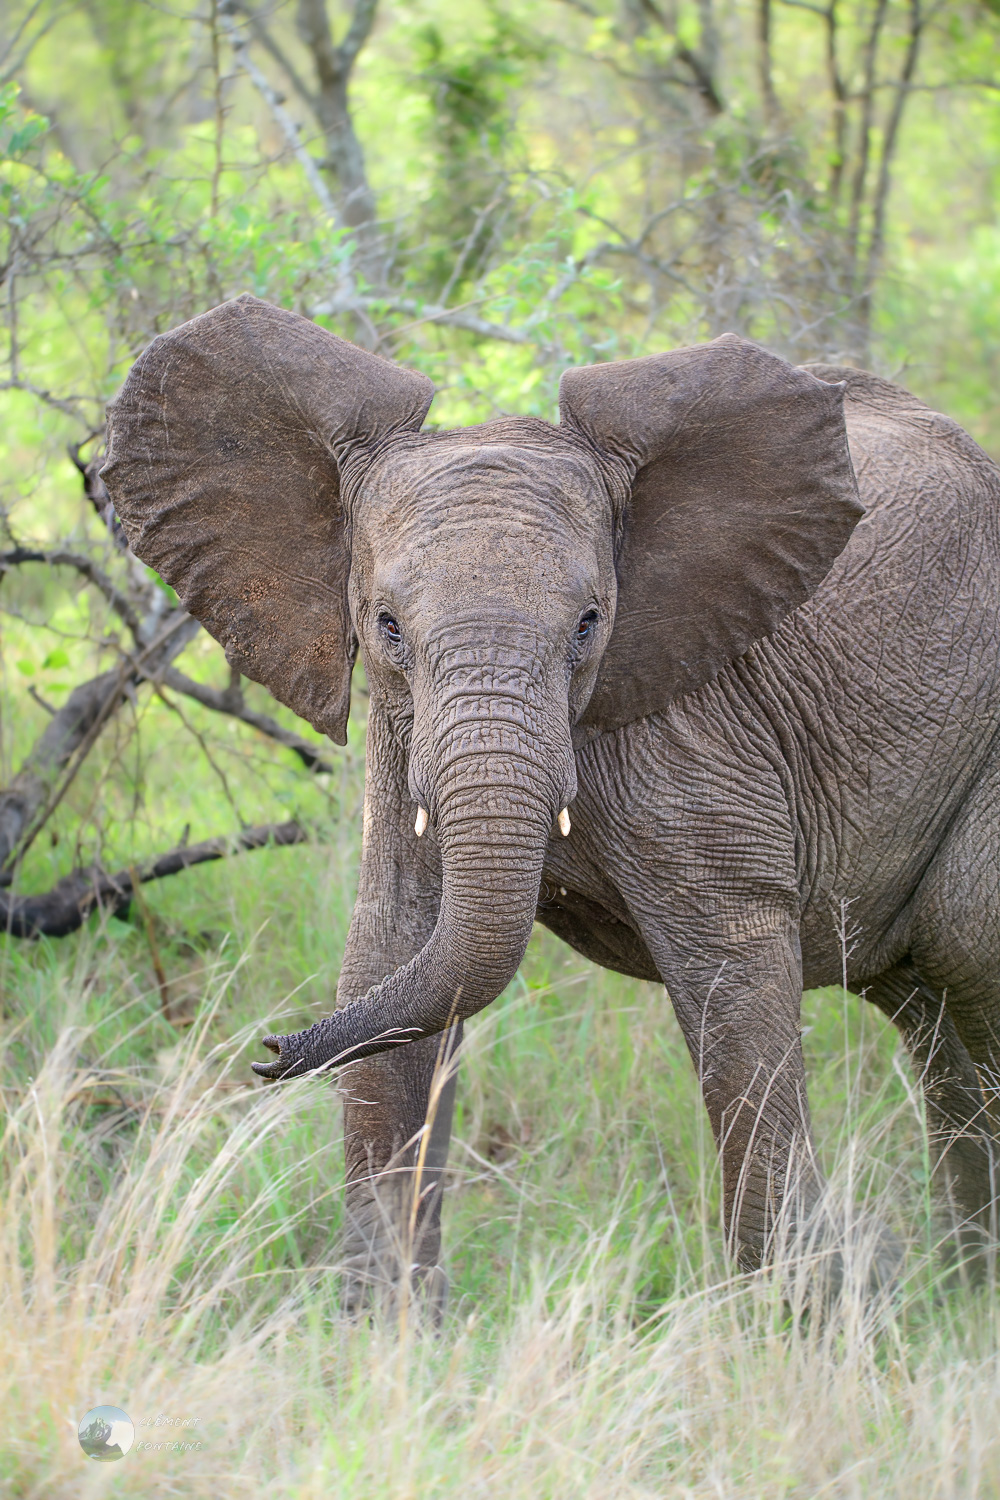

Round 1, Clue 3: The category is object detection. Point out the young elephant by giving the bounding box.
[104,294,1000,1306]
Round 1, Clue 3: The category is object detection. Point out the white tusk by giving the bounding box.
[557,808,571,837]
[414,806,428,838]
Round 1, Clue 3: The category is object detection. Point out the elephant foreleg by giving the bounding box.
[335,706,459,1317]
[652,919,821,1270]
[637,902,900,1292]
[338,1029,461,1318]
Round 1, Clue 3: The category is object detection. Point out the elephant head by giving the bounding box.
[102,295,862,1078]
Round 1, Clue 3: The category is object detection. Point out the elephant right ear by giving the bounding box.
[102,295,434,744]
[559,334,864,733]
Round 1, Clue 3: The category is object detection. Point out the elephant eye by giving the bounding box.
[576,610,599,642]
[379,613,402,646]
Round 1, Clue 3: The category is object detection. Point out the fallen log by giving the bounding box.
[1,819,307,938]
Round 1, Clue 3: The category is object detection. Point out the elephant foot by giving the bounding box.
[341,1194,449,1327]
[342,1260,449,1326]
[934,1208,997,1289]
[746,1204,904,1315]
[785,1211,904,1312]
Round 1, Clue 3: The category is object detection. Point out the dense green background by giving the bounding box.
[2,3,1000,1494]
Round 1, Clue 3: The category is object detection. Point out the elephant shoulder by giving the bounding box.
[800,363,930,417]
[800,362,1000,521]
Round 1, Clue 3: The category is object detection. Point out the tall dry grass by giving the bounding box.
[3,850,1000,1497]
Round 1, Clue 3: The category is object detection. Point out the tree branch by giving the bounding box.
[1,820,308,939]
[228,0,317,107]
[0,378,99,421]
[757,0,780,121]
[337,0,378,70]
[68,439,127,547]
[0,546,145,640]
[218,1,344,230]
[847,0,889,278]
[0,4,61,86]
[675,42,725,115]
[311,290,534,343]
[825,0,847,202]
[863,0,924,317]
[157,666,334,772]
[294,0,382,276]
[0,611,201,872]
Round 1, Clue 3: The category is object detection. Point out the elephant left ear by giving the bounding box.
[559,334,864,733]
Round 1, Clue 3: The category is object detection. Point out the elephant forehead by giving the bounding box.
[365,440,609,523]
[352,438,616,611]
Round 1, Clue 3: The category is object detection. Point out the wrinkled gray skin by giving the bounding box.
[103,296,1000,1313]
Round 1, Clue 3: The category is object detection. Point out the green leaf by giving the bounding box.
[5,115,48,158]
[42,648,70,670]
[16,659,35,677]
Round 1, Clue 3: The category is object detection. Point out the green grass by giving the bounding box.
[3,814,1000,1497]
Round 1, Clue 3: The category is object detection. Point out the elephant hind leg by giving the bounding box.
[863,961,997,1263]
[890,750,1000,1263]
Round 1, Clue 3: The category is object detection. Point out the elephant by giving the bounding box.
[103,293,1000,1309]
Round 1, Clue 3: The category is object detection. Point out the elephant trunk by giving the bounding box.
[252,699,567,1080]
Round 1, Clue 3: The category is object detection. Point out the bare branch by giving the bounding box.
[158,667,334,772]
[294,0,382,277]
[437,191,506,310]
[825,1,847,202]
[630,0,725,113]
[675,43,725,115]
[1,820,308,939]
[0,611,200,872]
[0,1,62,85]
[68,439,128,549]
[228,0,317,107]
[864,0,925,308]
[847,0,889,277]
[0,0,47,68]
[757,0,780,121]
[338,0,378,70]
[0,546,144,640]
[0,378,99,421]
[217,1,344,231]
[312,291,533,344]
[27,684,56,715]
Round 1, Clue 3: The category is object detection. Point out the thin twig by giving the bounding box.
[0,378,99,421]
[158,667,333,772]
[0,546,145,640]
[218,3,344,230]
[2,612,200,874]
[437,191,506,310]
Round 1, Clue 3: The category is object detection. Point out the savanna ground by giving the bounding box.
[4,0,1000,1493]
[5,688,1000,1498]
